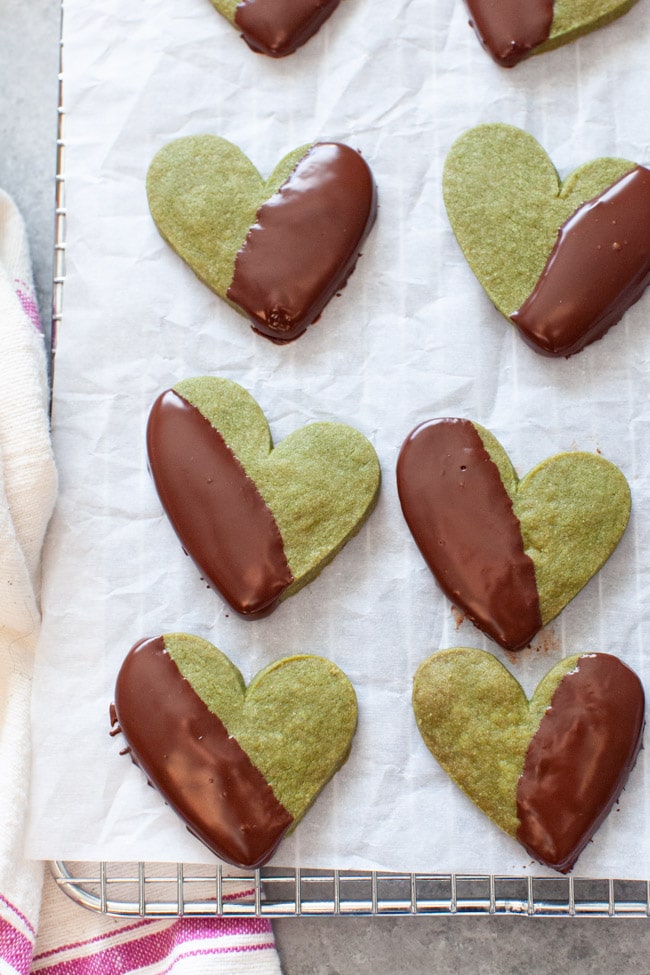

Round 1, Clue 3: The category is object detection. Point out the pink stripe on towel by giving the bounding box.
[0,892,36,937]
[14,280,42,332]
[0,913,35,975]
[33,916,276,975]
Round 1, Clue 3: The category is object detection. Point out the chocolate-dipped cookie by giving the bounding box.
[209,0,341,57]
[464,0,639,67]
[396,418,630,651]
[112,634,358,868]
[147,377,381,618]
[413,648,644,873]
[147,136,377,343]
[443,124,650,356]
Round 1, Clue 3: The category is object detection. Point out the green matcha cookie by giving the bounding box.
[146,376,381,618]
[413,647,644,873]
[147,135,377,343]
[397,417,631,651]
[443,124,650,357]
[465,0,639,67]
[113,634,358,868]
[209,0,342,58]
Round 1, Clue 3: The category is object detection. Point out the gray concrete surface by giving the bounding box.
[7,0,650,971]
[273,914,650,974]
[0,0,60,322]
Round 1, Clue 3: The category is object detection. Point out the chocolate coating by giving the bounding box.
[147,389,293,617]
[114,637,293,869]
[234,0,340,56]
[517,653,644,873]
[396,418,541,651]
[465,0,553,66]
[227,142,377,342]
[512,166,650,357]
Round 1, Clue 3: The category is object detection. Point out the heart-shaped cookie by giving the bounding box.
[210,0,341,57]
[464,0,640,67]
[147,136,377,343]
[413,648,644,873]
[443,124,650,356]
[112,634,358,868]
[147,377,381,618]
[396,418,630,651]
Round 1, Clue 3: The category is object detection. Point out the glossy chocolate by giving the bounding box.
[512,166,650,357]
[517,654,645,873]
[227,142,377,342]
[114,637,294,869]
[396,418,541,651]
[465,0,553,66]
[147,389,293,617]
[235,0,340,57]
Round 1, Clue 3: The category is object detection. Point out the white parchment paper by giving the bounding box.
[27,0,650,877]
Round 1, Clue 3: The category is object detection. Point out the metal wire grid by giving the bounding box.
[51,862,650,918]
[50,3,650,923]
[51,3,65,367]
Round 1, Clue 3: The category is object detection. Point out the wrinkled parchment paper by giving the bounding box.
[27,0,650,877]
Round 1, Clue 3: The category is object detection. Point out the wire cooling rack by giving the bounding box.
[51,862,650,918]
[49,5,650,922]
[51,3,65,368]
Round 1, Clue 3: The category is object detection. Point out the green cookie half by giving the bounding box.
[114,633,358,867]
[443,124,642,354]
[537,0,638,56]
[413,647,644,872]
[147,136,307,304]
[146,376,381,617]
[477,423,631,628]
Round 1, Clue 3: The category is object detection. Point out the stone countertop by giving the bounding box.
[0,0,60,323]
[5,0,650,970]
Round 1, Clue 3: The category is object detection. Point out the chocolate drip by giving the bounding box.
[227,142,377,342]
[109,703,121,736]
[234,0,340,57]
[517,654,644,873]
[147,389,294,617]
[114,637,294,869]
[512,166,650,357]
[396,418,541,651]
[465,0,554,66]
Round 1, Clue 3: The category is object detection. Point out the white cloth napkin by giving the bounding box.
[0,187,56,953]
[0,190,283,975]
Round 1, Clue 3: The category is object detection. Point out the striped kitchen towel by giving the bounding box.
[32,871,283,975]
[0,186,57,970]
[0,191,283,975]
